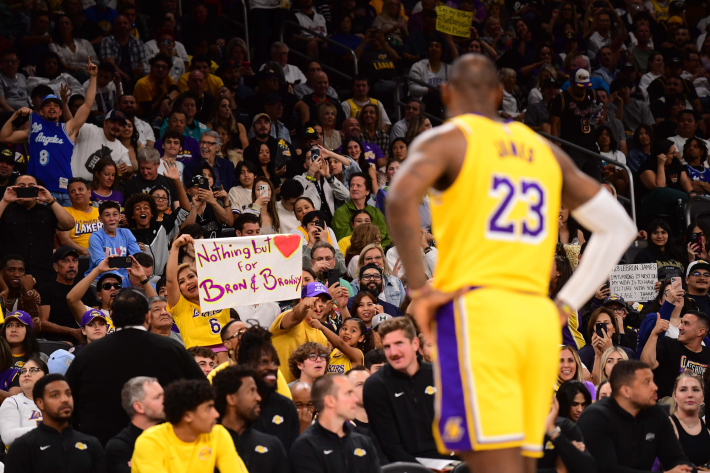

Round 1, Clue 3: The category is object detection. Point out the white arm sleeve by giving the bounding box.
[556,189,637,310]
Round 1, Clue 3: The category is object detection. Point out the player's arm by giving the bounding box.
[67,58,98,136]
[0,108,30,144]
[550,141,637,316]
[387,124,465,292]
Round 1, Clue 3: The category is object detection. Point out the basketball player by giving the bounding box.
[386,55,636,473]
[0,58,98,199]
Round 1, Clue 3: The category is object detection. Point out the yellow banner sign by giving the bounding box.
[436,6,473,37]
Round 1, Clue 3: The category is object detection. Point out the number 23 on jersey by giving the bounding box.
[485,173,548,244]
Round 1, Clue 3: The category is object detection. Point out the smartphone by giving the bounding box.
[311,146,321,163]
[671,277,682,291]
[595,322,606,338]
[325,269,340,288]
[108,256,132,268]
[691,232,703,252]
[15,187,38,199]
[242,61,251,69]
[211,185,222,193]
[197,177,209,190]
[314,219,326,230]
[12,114,29,128]
[258,183,269,194]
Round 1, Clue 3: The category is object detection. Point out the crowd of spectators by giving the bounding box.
[1,0,710,472]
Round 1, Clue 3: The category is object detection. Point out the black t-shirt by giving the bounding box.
[194,93,215,125]
[122,174,177,208]
[194,202,222,239]
[647,76,699,104]
[359,49,397,84]
[636,155,687,199]
[654,336,710,397]
[549,88,598,150]
[36,280,99,342]
[242,91,300,132]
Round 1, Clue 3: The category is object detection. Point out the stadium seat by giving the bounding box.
[381,462,433,473]
[38,340,72,358]
[78,256,90,279]
[685,195,710,227]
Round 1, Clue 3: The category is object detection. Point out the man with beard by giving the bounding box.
[0,174,76,288]
[269,282,330,384]
[5,374,105,472]
[347,264,402,317]
[242,68,310,134]
[0,254,41,329]
[0,148,19,197]
[105,377,166,473]
[577,360,692,472]
[214,366,289,473]
[36,246,98,344]
[237,326,300,451]
[71,109,133,181]
[117,95,154,146]
[244,113,294,175]
[0,59,99,205]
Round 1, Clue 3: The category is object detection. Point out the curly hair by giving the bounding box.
[213,365,258,416]
[124,193,159,229]
[163,379,215,425]
[288,342,330,380]
[346,224,381,261]
[237,325,280,367]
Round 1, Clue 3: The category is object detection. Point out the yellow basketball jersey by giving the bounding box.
[430,114,562,296]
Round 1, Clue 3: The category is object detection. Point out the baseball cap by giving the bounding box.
[54,245,79,263]
[603,294,626,307]
[97,272,122,289]
[687,260,710,276]
[40,94,63,108]
[218,58,239,75]
[302,126,319,140]
[371,313,391,329]
[105,109,127,124]
[573,69,592,87]
[258,68,278,81]
[47,349,74,375]
[541,77,558,89]
[670,56,683,67]
[0,148,15,164]
[620,62,636,72]
[252,113,271,126]
[300,281,332,300]
[5,310,32,328]
[667,15,684,25]
[81,309,108,327]
[564,32,576,42]
[264,93,282,105]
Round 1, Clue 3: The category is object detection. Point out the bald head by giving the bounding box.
[187,70,205,94]
[442,55,503,117]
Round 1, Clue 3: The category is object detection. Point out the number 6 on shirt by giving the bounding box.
[209,318,222,334]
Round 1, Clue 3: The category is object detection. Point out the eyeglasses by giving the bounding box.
[314,256,334,262]
[160,40,172,45]
[226,327,247,341]
[20,367,42,376]
[611,307,627,314]
[199,141,217,147]
[691,271,710,278]
[361,274,382,281]
[307,353,328,361]
[101,282,122,290]
[152,196,168,202]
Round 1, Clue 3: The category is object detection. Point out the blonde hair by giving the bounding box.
[176,263,196,286]
[356,243,391,277]
[599,347,629,384]
[670,371,705,415]
[557,345,584,387]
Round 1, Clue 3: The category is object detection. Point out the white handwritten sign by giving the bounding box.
[195,234,303,311]
[609,263,658,302]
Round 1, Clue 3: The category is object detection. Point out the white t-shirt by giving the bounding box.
[341,98,391,126]
[249,0,280,9]
[49,39,98,71]
[229,186,254,213]
[294,11,327,37]
[134,117,156,146]
[71,123,131,180]
[259,63,307,85]
[233,302,281,329]
[276,200,300,233]
[83,79,122,113]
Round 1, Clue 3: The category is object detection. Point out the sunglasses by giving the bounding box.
[101,282,122,290]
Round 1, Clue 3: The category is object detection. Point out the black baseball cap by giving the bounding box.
[218,58,239,75]
[302,126,319,140]
[97,272,122,289]
[190,174,207,188]
[54,246,79,262]
[258,68,278,81]
[621,62,636,72]
[670,56,683,67]
[0,147,15,164]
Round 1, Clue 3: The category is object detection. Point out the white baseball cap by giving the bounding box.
[573,69,592,87]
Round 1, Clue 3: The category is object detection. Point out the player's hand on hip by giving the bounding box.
[410,287,465,345]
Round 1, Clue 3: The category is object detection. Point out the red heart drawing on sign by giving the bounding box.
[273,234,300,259]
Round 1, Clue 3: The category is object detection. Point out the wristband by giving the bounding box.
[424,247,432,254]
[140,277,150,286]
[407,285,430,299]
[47,198,57,206]
[306,175,316,182]
[547,426,561,441]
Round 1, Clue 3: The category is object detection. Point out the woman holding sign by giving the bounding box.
[166,234,231,364]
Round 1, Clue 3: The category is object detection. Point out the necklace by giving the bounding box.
[678,416,701,430]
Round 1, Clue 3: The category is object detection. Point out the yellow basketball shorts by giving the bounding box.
[432,287,561,458]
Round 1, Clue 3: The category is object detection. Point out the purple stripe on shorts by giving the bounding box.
[436,300,473,452]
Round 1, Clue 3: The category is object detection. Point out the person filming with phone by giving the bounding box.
[0,175,75,287]
[578,307,636,375]
[293,145,348,224]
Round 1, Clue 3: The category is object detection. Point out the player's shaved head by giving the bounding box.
[442,54,503,118]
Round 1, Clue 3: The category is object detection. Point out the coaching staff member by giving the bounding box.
[577,360,693,473]
[289,374,380,473]
[5,374,105,473]
[66,288,204,445]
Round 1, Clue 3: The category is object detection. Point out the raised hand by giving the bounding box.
[652,313,670,335]
[86,57,98,77]
[173,234,195,249]
[60,83,71,104]
[162,159,181,181]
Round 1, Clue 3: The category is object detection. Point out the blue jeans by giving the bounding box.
[50,191,72,207]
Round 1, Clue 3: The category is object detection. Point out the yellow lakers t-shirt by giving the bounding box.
[269,310,328,383]
[131,423,247,473]
[208,361,293,400]
[167,295,231,349]
[326,348,363,375]
[64,207,102,249]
